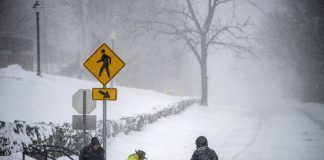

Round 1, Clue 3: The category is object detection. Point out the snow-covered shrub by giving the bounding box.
[0,99,197,156]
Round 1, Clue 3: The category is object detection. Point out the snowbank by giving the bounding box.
[0,65,189,123]
[0,65,197,157]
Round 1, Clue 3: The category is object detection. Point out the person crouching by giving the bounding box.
[79,137,105,160]
[127,150,147,160]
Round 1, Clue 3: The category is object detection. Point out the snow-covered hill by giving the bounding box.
[0,65,197,157]
[0,65,189,123]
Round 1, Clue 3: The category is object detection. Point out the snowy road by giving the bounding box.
[107,102,324,160]
[232,103,324,160]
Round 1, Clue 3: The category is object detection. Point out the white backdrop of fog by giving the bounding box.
[0,0,301,105]
[203,0,298,105]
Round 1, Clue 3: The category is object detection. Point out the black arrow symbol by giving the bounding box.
[99,90,110,98]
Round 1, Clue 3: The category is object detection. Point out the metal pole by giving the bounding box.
[103,85,107,160]
[83,90,87,147]
[36,12,41,76]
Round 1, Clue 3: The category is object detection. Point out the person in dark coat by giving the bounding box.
[191,136,218,160]
[79,137,105,160]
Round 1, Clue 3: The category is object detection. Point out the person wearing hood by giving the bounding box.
[79,137,105,160]
[127,150,147,160]
[191,136,218,160]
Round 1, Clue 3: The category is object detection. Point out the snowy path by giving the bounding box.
[106,102,324,160]
[106,104,260,160]
[237,103,324,160]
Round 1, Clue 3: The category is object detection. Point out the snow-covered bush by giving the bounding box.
[0,99,197,156]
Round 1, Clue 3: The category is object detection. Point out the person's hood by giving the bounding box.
[135,150,147,160]
[196,136,208,148]
[91,137,100,146]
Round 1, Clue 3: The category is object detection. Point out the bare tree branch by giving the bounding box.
[183,36,201,63]
[186,0,202,32]
[203,0,234,33]
[245,0,267,16]
[214,41,250,53]
[202,0,217,33]
[124,15,202,63]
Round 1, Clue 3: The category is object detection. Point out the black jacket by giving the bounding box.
[79,145,104,160]
[191,146,218,160]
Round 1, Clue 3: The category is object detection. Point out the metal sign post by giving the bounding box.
[83,90,87,147]
[83,43,125,160]
[72,89,97,147]
[102,84,107,159]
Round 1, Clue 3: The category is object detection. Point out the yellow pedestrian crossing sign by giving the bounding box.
[84,43,125,85]
[92,88,117,100]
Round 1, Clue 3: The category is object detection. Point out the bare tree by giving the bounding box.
[124,0,253,105]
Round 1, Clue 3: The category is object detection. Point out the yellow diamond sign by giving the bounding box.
[84,43,125,85]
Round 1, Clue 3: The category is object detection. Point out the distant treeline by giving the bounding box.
[262,0,324,103]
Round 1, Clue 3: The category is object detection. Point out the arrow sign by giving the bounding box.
[99,90,110,98]
[92,88,117,100]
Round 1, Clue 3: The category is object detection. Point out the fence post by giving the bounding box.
[44,146,48,160]
[22,150,25,160]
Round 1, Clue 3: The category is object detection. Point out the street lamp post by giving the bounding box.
[100,31,117,160]
[110,32,116,88]
[33,0,43,76]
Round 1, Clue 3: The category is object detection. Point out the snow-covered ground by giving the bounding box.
[0,65,188,123]
[1,65,324,160]
[2,100,323,160]
[107,101,324,160]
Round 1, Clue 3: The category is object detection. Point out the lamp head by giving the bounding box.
[33,0,43,13]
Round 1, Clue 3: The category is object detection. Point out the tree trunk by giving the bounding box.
[200,39,208,106]
[200,59,208,106]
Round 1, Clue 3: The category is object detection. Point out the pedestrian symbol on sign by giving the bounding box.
[83,43,125,85]
[97,49,112,77]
